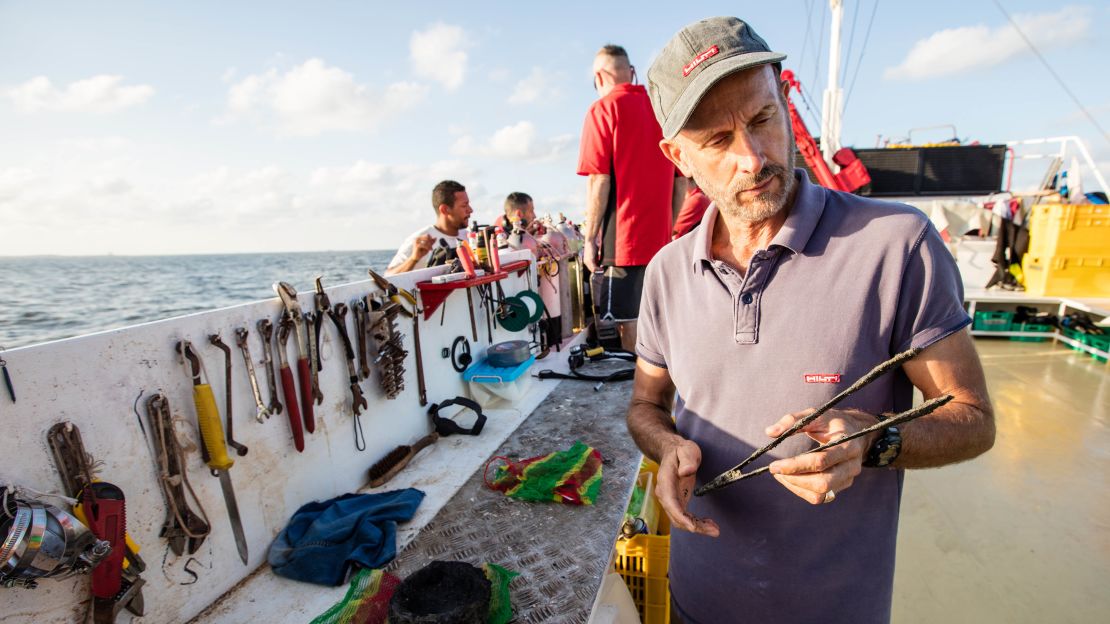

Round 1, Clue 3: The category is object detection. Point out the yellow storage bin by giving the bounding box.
[614,459,671,624]
[1028,204,1110,257]
[1022,255,1110,297]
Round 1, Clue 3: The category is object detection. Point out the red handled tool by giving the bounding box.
[274,282,316,433]
[275,318,306,452]
[82,482,146,623]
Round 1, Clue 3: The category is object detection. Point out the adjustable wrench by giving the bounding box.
[256,319,283,416]
[234,327,270,422]
[304,311,324,405]
[276,317,306,452]
[274,282,315,434]
[208,334,248,456]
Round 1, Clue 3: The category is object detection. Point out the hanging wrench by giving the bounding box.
[234,328,270,423]
[353,299,371,380]
[256,319,283,416]
[327,303,368,415]
[273,282,315,434]
[328,303,368,451]
[208,334,248,456]
[314,276,330,373]
[276,316,306,452]
[305,312,324,405]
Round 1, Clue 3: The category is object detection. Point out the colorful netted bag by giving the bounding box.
[484,441,603,505]
[309,567,401,624]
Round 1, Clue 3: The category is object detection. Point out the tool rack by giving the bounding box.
[414,259,531,320]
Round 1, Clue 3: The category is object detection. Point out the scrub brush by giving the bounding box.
[367,433,439,488]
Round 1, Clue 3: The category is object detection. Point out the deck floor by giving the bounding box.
[893,337,1109,623]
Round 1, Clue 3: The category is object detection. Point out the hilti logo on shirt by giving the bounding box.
[804,373,842,384]
[682,45,719,76]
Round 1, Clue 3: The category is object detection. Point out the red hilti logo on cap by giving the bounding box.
[683,45,719,76]
[804,374,841,384]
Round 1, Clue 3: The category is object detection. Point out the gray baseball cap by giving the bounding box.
[647,17,786,139]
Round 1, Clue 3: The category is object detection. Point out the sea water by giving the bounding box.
[0,250,396,348]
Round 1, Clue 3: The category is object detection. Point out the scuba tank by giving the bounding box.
[538,216,569,259]
[506,219,539,255]
[556,213,581,254]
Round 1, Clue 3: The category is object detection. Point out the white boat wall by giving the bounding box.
[0,249,550,623]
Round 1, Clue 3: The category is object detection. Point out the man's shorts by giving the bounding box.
[590,265,646,323]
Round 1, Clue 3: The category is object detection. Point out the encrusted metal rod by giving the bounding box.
[696,394,952,495]
[700,347,923,494]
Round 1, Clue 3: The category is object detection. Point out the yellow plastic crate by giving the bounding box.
[1022,255,1110,297]
[614,459,671,624]
[1028,204,1110,257]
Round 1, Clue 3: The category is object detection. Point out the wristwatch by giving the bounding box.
[863,420,902,468]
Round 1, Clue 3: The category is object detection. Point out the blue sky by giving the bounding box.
[2,0,1108,256]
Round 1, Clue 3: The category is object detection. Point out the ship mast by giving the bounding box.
[820,0,844,169]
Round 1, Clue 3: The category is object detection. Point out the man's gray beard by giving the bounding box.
[693,149,797,223]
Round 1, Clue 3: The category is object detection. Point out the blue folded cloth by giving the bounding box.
[268,488,425,586]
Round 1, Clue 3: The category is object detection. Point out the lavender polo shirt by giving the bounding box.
[636,171,970,624]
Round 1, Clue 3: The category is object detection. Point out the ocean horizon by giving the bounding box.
[0,249,398,349]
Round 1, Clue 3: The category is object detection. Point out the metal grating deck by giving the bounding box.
[386,375,641,623]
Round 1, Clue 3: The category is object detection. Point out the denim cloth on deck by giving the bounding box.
[269,488,425,586]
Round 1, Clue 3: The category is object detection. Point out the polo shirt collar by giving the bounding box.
[689,169,826,272]
[609,83,643,97]
[769,170,826,254]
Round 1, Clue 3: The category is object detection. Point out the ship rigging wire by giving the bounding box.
[843,0,880,115]
[990,0,1110,146]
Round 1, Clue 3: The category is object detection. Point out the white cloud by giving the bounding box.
[452,121,573,162]
[222,58,427,136]
[884,6,1091,80]
[508,67,562,105]
[0,153,483,255]
[5,75,154,113]
[410,23,470,90]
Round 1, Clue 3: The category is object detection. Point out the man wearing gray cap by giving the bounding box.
[626,17,995,623]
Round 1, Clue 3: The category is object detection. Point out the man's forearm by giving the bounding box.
[584,174,611,243]
[627,397,684,464]
[892,398,995,468]
[385,254,419,276]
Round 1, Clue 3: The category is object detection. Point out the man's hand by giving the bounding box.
[583,239,600,273]
[765,408,879,505]
[412,234,435,260]
[655,438,720,536]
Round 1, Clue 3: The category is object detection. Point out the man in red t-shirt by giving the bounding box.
[578,44,684,351]
[672,177,712,239]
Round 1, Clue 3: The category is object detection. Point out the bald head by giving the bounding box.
[593,44,634,97]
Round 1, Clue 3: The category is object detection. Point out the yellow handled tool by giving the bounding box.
[178,340,249,565]
[194,383,233,471]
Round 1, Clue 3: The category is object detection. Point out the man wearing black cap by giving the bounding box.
[625,16,994,623]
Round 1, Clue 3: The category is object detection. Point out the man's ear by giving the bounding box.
[436,204,450,218]
[659,139,691,177]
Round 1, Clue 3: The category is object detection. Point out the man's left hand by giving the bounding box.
[764,408,879,505]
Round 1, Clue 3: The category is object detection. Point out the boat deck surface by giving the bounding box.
[893,337,1109,623]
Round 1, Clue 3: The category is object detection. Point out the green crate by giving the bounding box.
[1082,333,1109,362]
[973,311,1013,332]
[1061,328,1086,351]
[1010,322,1053,342]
